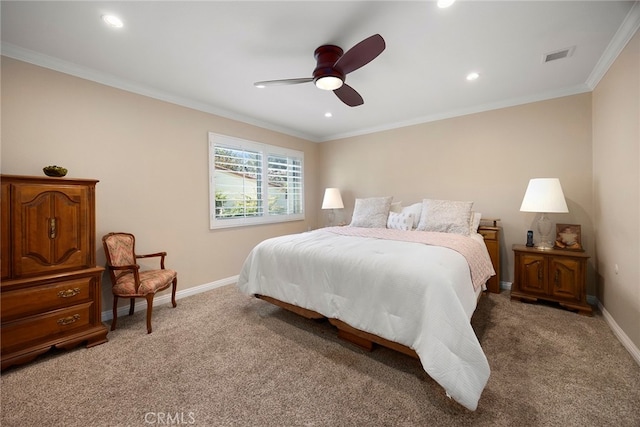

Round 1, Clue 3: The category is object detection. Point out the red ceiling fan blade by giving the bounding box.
[254,78,314,87]
[334,34,385,75]
[334,83,364,107]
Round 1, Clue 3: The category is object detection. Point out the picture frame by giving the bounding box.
[554,224,583,251]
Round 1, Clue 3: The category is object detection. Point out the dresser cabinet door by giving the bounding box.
[12,184,92,277]
[518,253,547,295]
[549,256,582,302]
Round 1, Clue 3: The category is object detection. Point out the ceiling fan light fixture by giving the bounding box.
[315,76,343,91]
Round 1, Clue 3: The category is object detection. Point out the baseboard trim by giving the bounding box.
[597,299,640,367]
[101,275,238,322]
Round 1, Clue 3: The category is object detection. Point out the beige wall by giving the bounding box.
[320,94,595,289]
[1,57,319,309]
[2,41,637,354]
[592,30,640,350]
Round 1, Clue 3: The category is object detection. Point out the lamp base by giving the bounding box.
[534,242,554,250]
[325,209,335,227]
[536,212,553,250]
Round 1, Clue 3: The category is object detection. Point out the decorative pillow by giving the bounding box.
[416,199,474,235]
[387,211,414,231]
[470,211,482,234]
[401,202,422,229]
[389,201,403,213]
[349,196,393,228]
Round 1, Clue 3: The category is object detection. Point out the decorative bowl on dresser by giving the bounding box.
[1,175,108,370]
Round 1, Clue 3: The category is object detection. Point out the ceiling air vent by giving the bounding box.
[543,46,575,63]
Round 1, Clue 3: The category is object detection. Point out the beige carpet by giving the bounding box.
[2,285,639,427]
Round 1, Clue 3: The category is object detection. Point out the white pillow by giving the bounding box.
[401,202,422,229]
[387,211,414,231]
[389,201,403,213]
[349,196,393,228]
[470,211,482,234]
[416,199,474,235]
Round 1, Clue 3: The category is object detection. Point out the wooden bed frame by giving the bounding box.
[255,224,501,358]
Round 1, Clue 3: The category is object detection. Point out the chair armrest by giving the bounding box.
[136,252,167,259]
[108,264,140,272]
[136,252,168,269]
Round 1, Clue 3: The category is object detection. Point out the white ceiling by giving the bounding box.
[2,1,639,142]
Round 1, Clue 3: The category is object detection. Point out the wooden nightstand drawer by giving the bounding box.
[1,302,94,351]
[1,276,94,322]
[478,229,498,240]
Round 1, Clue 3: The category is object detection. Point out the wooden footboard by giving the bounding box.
[328,318,419,359]
[256,288,484,359]
[255,295,324,319]
[256,294,420,358]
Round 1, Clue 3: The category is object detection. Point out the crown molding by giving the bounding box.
[586,1,640,89]
[320,84,592,142]
[0,42,318,142]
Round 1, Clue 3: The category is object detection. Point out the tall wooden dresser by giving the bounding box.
[1,175,108,370]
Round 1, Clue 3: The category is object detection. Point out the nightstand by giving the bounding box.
[511,244,592,315]
[478,225,501,293]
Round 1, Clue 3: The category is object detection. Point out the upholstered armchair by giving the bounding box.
[102,232,177,334]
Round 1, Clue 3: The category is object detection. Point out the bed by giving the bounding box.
[237,197,497,410]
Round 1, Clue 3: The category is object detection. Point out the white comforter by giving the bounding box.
[237,227,494,410]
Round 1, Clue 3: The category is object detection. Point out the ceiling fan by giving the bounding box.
[254,34,386,107]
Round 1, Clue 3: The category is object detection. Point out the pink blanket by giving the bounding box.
[324,226,495,290]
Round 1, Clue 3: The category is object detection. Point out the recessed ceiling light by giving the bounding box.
[466,72,480,81]
[254,83,266,89]
[324,112,333,118]
[102,15,124,28]
[437,0,456,8]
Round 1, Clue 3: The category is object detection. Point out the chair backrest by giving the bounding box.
[103,232,136,280]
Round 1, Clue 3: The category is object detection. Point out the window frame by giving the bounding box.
[208,132,305,229]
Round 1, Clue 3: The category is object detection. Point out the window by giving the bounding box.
[209,133,304,229]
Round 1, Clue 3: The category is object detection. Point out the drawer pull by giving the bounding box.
[57,314,80,326]
[57,288,81,298]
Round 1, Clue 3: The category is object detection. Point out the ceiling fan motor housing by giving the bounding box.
[313,45,345,87]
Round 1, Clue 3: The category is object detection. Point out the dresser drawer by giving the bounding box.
[1,276,93,322]
[1,302,94,351]
[479,229,498,240]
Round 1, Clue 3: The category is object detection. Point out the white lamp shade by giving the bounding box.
[321,188,344,209]
[520,178,569,213]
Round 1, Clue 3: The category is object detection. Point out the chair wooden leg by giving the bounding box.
[129,298,135,316]
[171,277,177,308]
[145,294,154,334]
[111,295,119,331]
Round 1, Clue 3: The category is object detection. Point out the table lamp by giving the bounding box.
[321,188,344,226]
[520,178,568,250]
